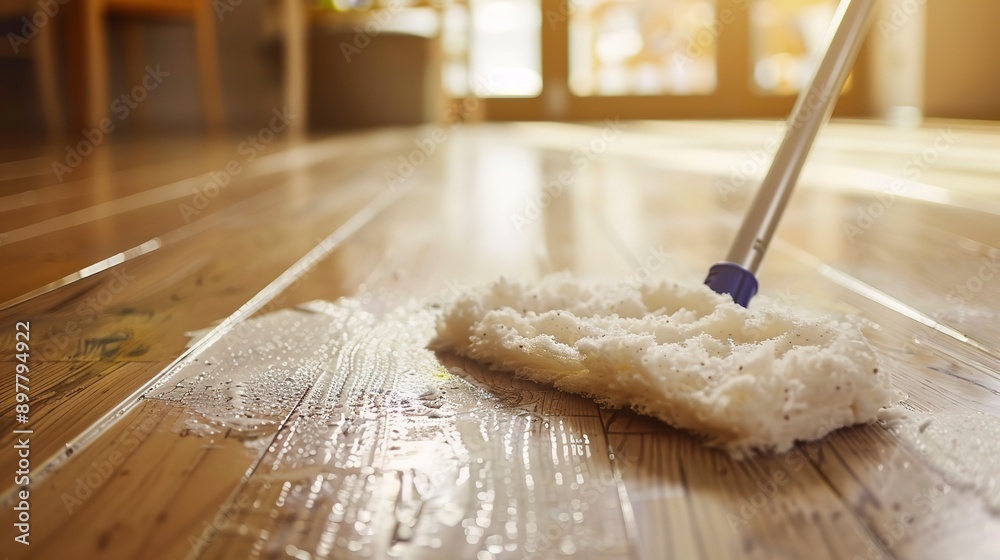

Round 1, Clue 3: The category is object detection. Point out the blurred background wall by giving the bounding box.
[0,0,996,141]
[924,0,1000,120]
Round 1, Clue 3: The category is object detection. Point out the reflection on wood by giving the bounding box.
[2,120,1000,558]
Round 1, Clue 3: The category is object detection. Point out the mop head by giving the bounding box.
[431,274,892,457]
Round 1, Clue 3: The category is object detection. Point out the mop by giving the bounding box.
[433,0,892,456]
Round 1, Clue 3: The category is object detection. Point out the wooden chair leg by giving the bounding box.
[83,0,109,129]
[34,17,64,138]
[121,21,150,131]
[284,0,306,139]
[193,0,224,134]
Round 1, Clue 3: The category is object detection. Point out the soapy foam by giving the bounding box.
[432,274,893,456]
[882,408,1000,512]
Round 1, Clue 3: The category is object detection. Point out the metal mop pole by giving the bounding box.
[705,0,877,306]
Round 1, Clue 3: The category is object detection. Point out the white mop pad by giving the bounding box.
[432,274,892,456]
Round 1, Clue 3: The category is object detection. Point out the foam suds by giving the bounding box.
[432,274,893,456]
[881,409,1000,512]
[157,301,452,440]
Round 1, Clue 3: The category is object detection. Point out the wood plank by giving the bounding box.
[3,120,1000,559]
[0,131,437,509]
[0,130,418,302]
[0,361,158,478]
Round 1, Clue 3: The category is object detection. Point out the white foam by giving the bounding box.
[431,274,893,456]
[882,409,1000,512]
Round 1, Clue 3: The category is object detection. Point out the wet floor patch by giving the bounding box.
[153,298,633,558]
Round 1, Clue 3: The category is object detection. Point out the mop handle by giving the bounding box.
[725,0,877,273]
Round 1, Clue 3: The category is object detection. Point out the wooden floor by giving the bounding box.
[2,119,1000,559]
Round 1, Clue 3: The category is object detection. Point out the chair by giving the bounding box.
[80,0,224,131]
[0,0,63,137]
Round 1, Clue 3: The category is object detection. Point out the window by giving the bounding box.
[749,0,841,94]
[441,0,867,119]
[443,0,543,97]
[569,0,718,96]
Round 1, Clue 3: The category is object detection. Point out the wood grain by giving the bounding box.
[3,120,1000,559]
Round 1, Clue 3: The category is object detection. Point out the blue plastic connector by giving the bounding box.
[705,262,758,307]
